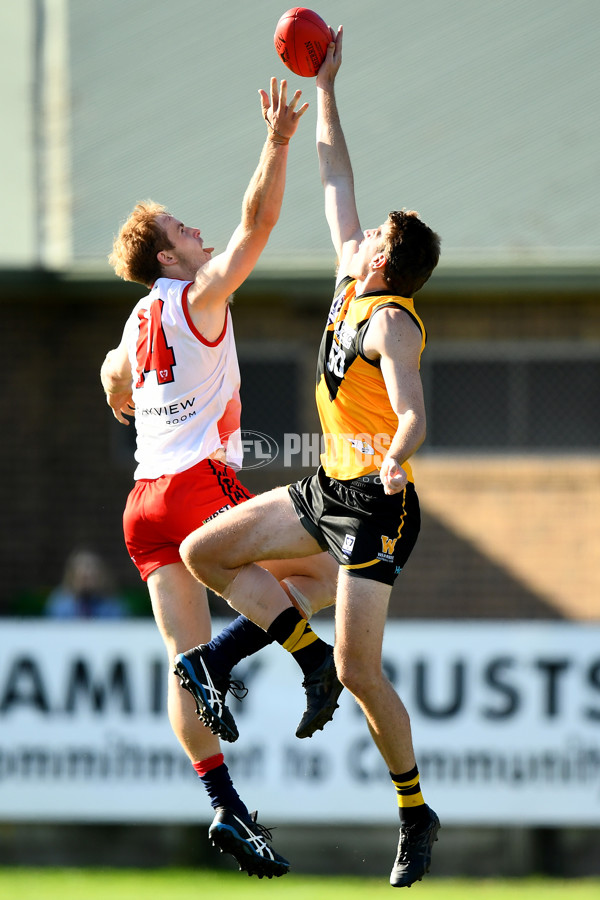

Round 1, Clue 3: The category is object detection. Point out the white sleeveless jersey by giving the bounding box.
[122,277,243,480]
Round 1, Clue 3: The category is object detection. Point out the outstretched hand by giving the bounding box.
[316,24,343,89]
[259,77,309,143]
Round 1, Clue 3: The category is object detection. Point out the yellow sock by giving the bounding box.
[390,765,425,813]
[282,617,319,652]
[267,607,326,676]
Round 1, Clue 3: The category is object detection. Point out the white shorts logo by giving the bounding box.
[342,534,356,557]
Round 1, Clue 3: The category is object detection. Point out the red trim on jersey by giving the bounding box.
[182,283,228,346]
[217,390,242,446]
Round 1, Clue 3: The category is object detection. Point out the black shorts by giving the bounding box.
[288,466,420,586]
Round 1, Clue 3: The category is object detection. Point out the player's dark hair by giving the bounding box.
[108,200,174,288]
[382,210,441,297]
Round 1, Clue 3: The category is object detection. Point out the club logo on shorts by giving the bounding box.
[381,535,398,554]
[378,534,399,562]
[342,534,355,557]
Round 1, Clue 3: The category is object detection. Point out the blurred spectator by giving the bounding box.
[45,549,128,618]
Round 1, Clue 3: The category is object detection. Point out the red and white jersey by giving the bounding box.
[122,277,242,480]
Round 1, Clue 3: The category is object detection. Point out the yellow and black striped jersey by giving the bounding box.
[315,276,426,482]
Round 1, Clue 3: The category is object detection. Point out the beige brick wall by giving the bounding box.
[409,455,600,621]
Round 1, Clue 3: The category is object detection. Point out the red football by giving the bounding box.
[274,7,332,77]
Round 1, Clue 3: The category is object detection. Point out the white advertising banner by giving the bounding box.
[0,619,599,826]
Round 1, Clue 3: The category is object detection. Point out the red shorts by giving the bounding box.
[123,458,253,581]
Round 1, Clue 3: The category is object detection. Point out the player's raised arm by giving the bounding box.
[188,78,308,311]
[316,27,362,274]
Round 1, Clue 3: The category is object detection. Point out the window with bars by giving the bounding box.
[421,342,600,451]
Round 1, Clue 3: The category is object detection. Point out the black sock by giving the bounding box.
[267,607,328,676]
[202,615,273,676]
[193,754,249,819]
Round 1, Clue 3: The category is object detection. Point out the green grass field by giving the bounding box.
[0,869,598,900]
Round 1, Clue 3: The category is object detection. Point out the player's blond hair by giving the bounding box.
[108,200,173,288]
